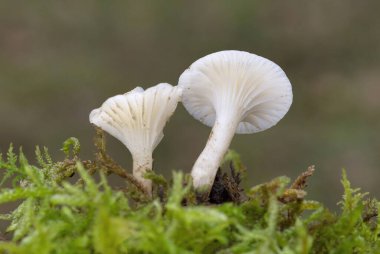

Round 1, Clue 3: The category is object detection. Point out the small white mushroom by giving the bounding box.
[89,83,182,195]
[178,50,293,194]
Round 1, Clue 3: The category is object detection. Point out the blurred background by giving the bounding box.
[1,1,379,211]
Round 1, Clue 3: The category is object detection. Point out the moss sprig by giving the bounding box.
[0,137,379,253]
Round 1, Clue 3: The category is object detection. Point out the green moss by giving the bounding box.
[0,137,379,254]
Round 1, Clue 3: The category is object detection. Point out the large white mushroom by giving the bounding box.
[89,83,182,195]
[178,50,293,194]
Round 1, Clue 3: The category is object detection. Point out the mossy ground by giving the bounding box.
[0,130,379,254]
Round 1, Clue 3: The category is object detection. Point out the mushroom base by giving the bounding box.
[133,153,153,196]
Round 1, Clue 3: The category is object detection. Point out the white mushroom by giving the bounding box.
[178,50,293,194]
[89,83,182,195]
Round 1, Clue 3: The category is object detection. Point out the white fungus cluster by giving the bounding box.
[89,50,293,196]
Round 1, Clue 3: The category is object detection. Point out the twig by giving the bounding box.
[92,126,148,196]
[290,165,315,190]
[279,166,315,204]
[363,212,378,223]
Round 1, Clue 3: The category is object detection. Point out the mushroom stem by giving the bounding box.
[132,152,153,196]
[191,115,239,194]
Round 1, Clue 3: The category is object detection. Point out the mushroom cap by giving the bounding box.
[178,50,293,134]
[89,83,181,155]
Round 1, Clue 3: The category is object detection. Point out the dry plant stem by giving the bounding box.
[191,116,239,195]
[290,165,315,190]
[101,159,147,193]
[93,127,149,196]
[363,212,378,223]
[279,165,316,204]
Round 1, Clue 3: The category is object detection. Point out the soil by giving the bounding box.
[208,163,245,204]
